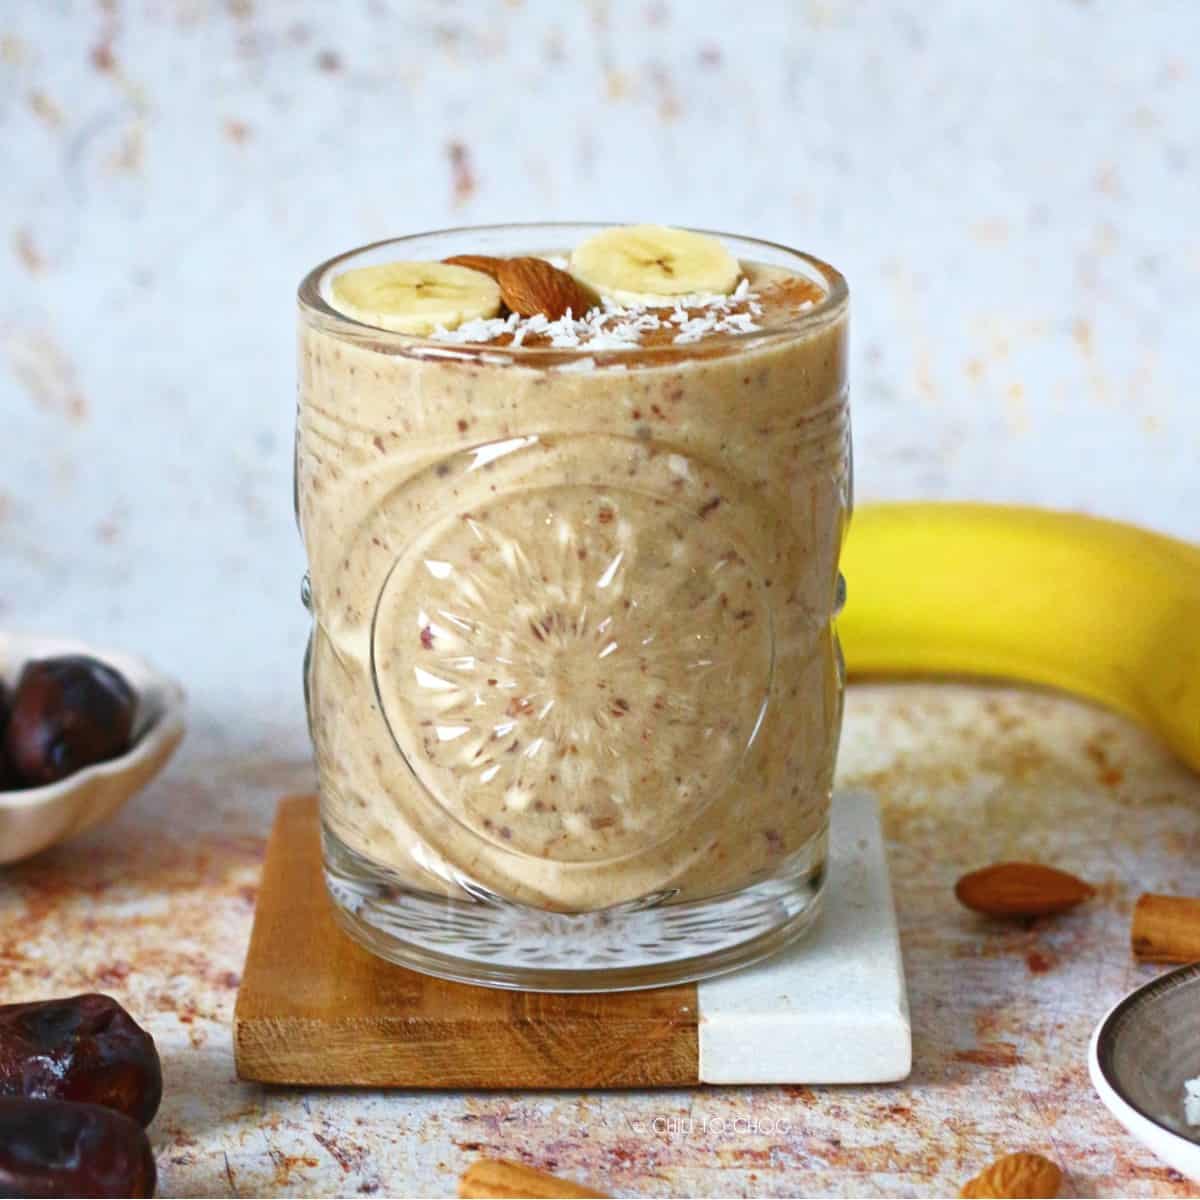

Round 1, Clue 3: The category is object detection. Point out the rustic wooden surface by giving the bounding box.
[234,795,699,1090]
[2,682,1198,1197]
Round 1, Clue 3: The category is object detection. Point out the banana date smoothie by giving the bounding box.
[296,224,850,989]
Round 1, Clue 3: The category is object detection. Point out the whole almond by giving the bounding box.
[458,1158,607,1199]
[954,862,1094,918]
[495,257,596,320]
[960,1151,1062,1198]
[444,254,504,279]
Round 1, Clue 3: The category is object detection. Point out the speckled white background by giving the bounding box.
[3,0,1199,738]
[2,3,1200,1196]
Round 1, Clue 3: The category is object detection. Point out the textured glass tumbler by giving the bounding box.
[296,225,851,991]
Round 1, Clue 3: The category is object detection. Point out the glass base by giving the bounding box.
[321,822,827,992]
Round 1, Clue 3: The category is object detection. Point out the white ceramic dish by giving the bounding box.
[1089,962,1200,1182]
[0,632,185,865]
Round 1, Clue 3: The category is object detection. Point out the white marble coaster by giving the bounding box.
[697,791,911,1084]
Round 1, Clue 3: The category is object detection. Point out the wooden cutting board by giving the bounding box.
[233,795,698,1088]
[233,794,908,1089]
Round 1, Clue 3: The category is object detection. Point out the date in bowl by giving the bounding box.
[0,632,185,864]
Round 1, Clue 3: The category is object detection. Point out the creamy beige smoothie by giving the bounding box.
[297,226,849,917]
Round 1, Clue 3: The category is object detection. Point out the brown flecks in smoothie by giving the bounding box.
[590,816,616,830]
[372,435,386,453]
[300,251,847,908]
[457,418,468,432]
[764,829,784,854]
[611,698,631,717]
[698,496,722,518]
[420,626,434,650]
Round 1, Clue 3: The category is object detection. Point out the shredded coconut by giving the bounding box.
[553,356,598,374]
[429,285,769,352]
[1186,1077,1200,1125]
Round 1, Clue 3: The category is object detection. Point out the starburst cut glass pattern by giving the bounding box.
[372,482,774,864]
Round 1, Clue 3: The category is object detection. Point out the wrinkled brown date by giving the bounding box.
[0,744,19,791]
[0,682,16,791]
[0,1098,155,1198]
[4,657,136,786]
[0,995,161,1127]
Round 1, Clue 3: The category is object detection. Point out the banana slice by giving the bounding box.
[570,225,741,305]
[328,261,502,334]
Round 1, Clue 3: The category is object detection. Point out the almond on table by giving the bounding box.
[458,1158,607,1199]
[959,1151,1062,1198]
[954,862,1095,918]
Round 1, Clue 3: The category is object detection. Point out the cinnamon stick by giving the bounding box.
[459,1158,608,1199]
[1131,893,1200,963]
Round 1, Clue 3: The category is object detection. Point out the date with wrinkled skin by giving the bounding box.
[0,1098,155,1198]
[0,995,161,1127]
[0,682,17,790]
[4,656,136,786]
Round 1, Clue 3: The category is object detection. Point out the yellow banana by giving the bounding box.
[839,503,1200,775]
